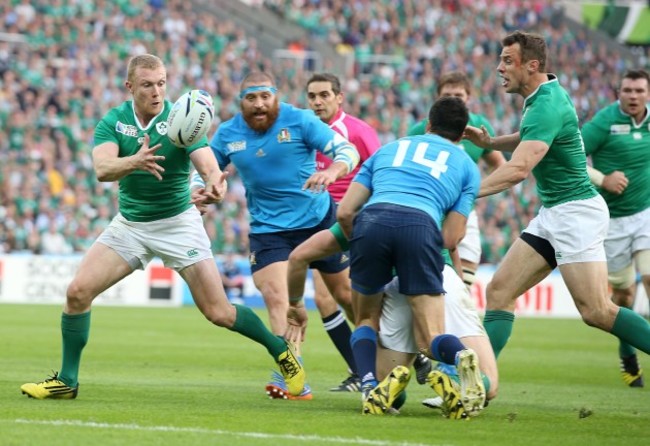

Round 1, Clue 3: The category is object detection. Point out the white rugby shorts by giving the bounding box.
[379,265,485,354]
[604,207,650,273]
[523,195,608,265]
[97,206,213,271]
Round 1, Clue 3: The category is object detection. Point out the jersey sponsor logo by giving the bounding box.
[115,121,139,137]
[156,121,168,135]
[610,124,630,135]
[633,132,642,140]
[227,141,246,153]
[277,128,291,142]
[256,149,266,157]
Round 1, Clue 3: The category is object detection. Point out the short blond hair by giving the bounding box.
[127,54,164,83]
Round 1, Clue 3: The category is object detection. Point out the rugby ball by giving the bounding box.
[167,89,214,148]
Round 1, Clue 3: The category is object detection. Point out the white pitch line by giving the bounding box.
[5,419,451,446]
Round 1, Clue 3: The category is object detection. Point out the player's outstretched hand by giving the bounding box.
[203,171,229,204]
[303,170,336,193]
[190,188,210,215]
[602,170,628,195]
[463,125,491,149]
[191,171,229,210]
[136,134,166,180]
[286,302,308,344]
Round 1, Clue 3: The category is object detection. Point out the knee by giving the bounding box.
[485,279,511,310]
[288,249,309,267]
[578,305,614,330]
[258,281,287,310]
[611,287,635,307]
[202,305,236,328]
[65,280,95,312]
[325,283,352,308]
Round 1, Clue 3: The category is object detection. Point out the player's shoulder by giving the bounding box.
[468,112,489,126]
[215,112,248,139]
[280,102,312,120]
[406,119,427,136]
[591,101,620,121]
[100,100,132,123]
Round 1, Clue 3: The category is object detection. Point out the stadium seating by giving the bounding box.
[0,0,647,264]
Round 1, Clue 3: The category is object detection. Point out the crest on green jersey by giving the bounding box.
[156,121,168,135]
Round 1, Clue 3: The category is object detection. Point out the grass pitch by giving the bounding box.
[1,304,647,446]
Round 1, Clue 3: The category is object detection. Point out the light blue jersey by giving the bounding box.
[210,102,358,233]
[354,134,480,224]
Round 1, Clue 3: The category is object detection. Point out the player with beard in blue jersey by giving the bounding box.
[192,71,359,399]
[337,96,485,418]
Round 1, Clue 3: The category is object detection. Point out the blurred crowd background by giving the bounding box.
[1,0,648,264]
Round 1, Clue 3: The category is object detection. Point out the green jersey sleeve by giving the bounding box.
[581,113,609,156]
[520,105,562,145]
[407,119,427,136]
[94,117,119,146]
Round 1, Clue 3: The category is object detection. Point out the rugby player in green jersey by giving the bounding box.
[21,54,305,400]
[464,31,650,376]
[408,71,506,290]
[407,71,507,394]
[582,69,650,387]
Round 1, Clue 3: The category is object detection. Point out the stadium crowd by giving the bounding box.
[0,0,645,264]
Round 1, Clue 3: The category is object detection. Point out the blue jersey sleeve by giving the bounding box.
[300,111,359,173]
[449,161,480,216]
[352,153,374,191]
[209,127,231,171]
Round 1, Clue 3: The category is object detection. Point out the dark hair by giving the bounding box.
[306,73,342,95]
[502,31,547,71]
[428,96,469,141]
[437,71,471,96]
[622,69,650,84]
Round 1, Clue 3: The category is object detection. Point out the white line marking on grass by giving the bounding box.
[6,419,453,446]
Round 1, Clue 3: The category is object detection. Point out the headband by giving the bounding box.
[239,85,277,99]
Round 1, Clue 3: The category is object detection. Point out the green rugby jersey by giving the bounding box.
[520,75,596,208]
[407,113,496,164]
[93,100,208,222]
[582,102,650,217]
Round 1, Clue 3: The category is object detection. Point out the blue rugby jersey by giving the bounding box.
[353,133,480,225]
[210,102,358,233]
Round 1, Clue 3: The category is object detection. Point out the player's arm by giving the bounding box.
[582,120,628,194]
[337,182,371,239]
[93,134,165,181]
[448,246,463,278]
[465,126,520,152]
[481,150,507,172]
[305,137,359,192]
[586,166,628,194]
[303,115,360,191]
[441,211,468,251]
[479,140,548,197]
[190,146,228,205]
